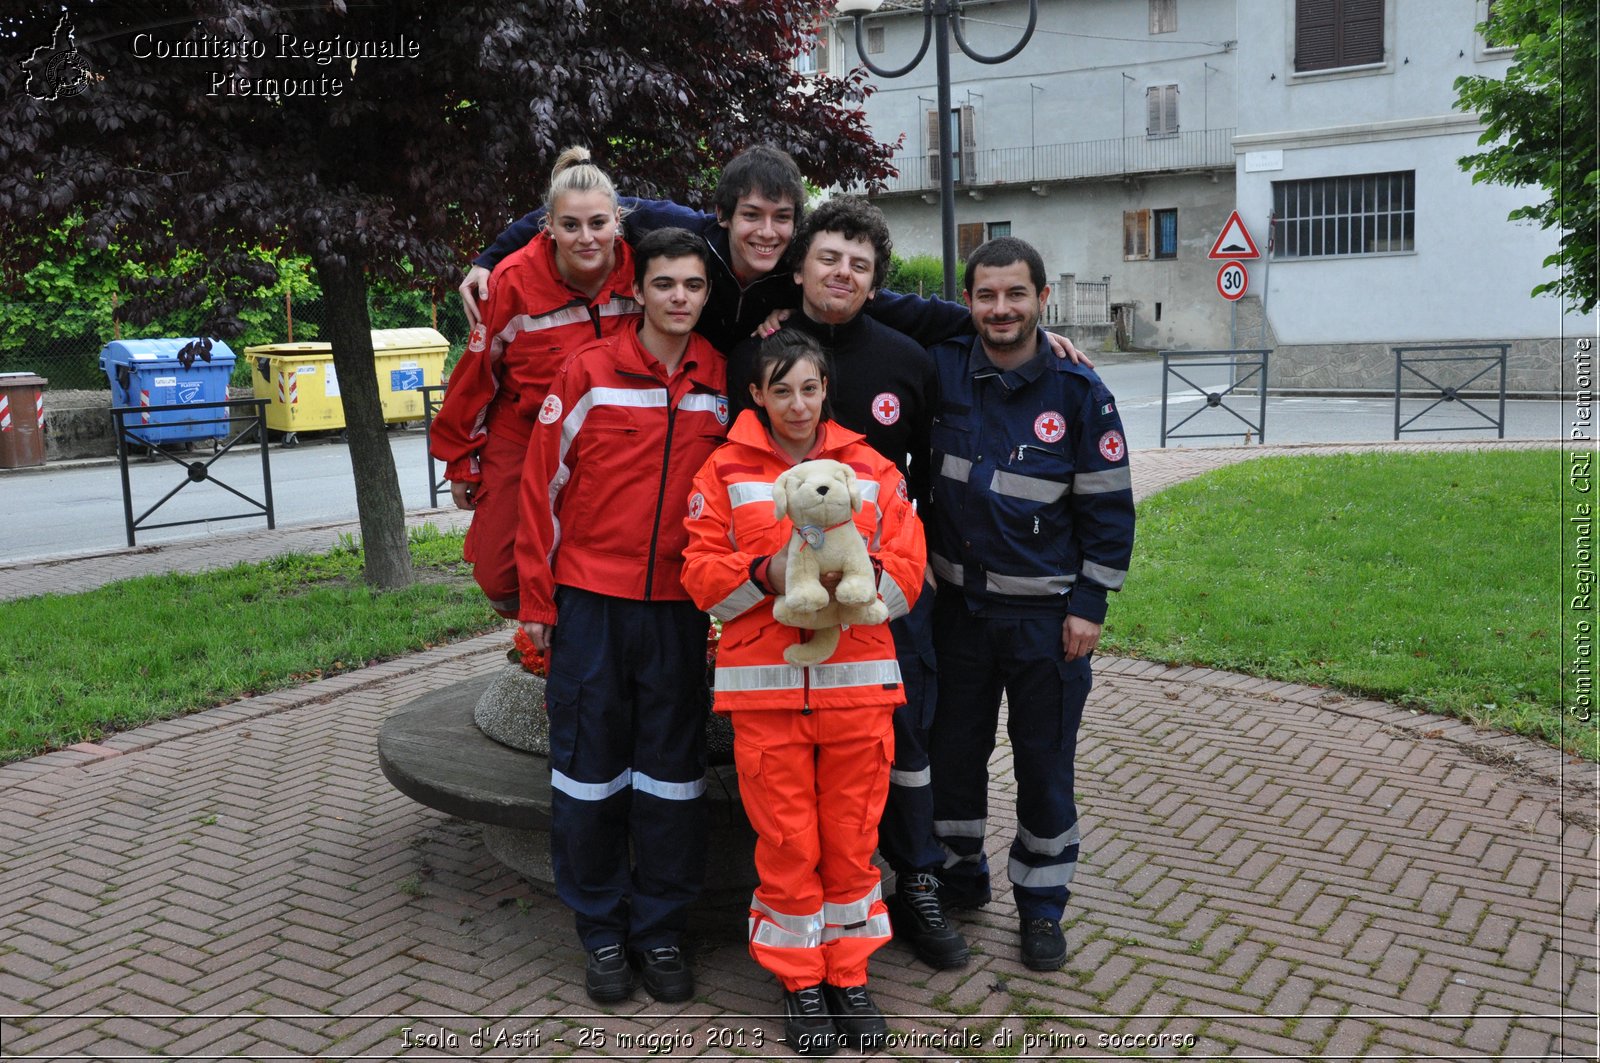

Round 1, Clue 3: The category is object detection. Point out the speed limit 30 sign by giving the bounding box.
[1216,260,1248,301]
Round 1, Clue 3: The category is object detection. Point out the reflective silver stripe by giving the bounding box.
[632,771,706,801]
[821,911,892,942]
[1081,560,1128,590]
[823,882,882,926]
[890,766,931,788]
[497,306,592,349]
[930,553,963,585]
[1009,856,1078,889]
[940,453,974,481]
[678,392,726,417]
[597,298,643,318]
[941,846,984,868]
[1018,822,1080,856]
[750,897,823,949]
[551,767,631,802]
[809,660,902,689]
[1073,467,1132,495]
[986,571,1075,596]
[935,818,986,839]
[878,570,911,621]
[710,581,765,622]
[727,481,775,509]
[858,481,881,504]
[990,468,1068,504]
[587,385,668,411]
[715,663,804,692]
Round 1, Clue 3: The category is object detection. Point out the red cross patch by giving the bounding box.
[715,396,729,425]
[872,392,901,426]
[538,394,563,424]
[1033,411,1066,443]
[896,478,909,503]
[468,324,487,353]
[1098,430,1125,462]
[688,492,705,519]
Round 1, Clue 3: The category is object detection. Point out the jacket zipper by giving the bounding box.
[642,394,678,598]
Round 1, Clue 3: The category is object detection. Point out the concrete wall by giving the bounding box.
[42,390,114,461]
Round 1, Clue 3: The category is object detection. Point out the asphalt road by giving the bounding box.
[0,358,1566,565]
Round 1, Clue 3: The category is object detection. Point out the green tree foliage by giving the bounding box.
[1454,0,1598,313]
[0,2,893,587]
[884,253,946,300]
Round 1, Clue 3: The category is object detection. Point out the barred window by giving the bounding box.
[1272,171,1414,258]
[988,220,1012,240]
[1154,209,1178,259]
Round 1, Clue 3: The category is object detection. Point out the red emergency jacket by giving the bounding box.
[430,233,640,482]
[515,326,729,625]
[682,411,926,712]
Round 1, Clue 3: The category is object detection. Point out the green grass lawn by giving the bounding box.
[0,528,507,763]
[1102,449,1594,759]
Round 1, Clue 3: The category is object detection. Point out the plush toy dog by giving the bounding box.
[770,458,889,667]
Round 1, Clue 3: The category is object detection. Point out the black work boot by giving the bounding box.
[783,984,842,1056]
[1019,916,1067,971]
[631,944,694,1003]
[823,981,889,1050]
[584,943,633,1003]
[888,871,970,969]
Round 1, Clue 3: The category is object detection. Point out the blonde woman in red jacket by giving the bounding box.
[430,147,640,617]
[682,330,926,1056]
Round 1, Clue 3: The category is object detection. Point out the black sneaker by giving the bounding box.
[823,982,888,1050]
[783,984,842,1056]
[888,872,969,969]
[937,877,993,911]
[631,944,693,1003]
[1019,917,1067,971]
[584,943,633,1003]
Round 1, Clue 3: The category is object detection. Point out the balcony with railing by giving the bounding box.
[852,127,1236,196]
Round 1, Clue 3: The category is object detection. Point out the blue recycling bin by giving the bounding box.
[99,338,237,445]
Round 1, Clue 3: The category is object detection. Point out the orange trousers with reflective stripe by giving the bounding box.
[732,706,895,990]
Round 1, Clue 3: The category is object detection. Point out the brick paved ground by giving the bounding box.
[1,440,1594,1061]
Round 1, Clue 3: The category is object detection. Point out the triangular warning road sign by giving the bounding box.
[1209,211,1260,260]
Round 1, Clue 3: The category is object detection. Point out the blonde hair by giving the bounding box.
[543,146,620,214]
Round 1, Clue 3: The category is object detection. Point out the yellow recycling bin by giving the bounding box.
[246,328,450,441]
[246,342,344,439]
[371,328,449,424]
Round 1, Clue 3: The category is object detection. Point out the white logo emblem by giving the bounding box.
[715,397,729,425]
[538,394,563,424]
[688,492,705,519]
[1034,411,1066,443]
[468,325,488,353]
[1098,430,1126,462]
[872,392,901,426]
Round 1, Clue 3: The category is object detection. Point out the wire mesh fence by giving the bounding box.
[1,294,473,391]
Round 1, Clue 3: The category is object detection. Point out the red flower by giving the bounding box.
[510,627,549,678]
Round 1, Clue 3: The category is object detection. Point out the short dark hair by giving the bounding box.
[964,236,1047,295]
[633,227,711,290]
[714,145,807,222]
[749,328,835,425]
[791,197,892,290]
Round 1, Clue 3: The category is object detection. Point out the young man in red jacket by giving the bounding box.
[515,227,729,1005]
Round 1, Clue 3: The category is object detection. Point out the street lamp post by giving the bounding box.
[837,0,1039,300]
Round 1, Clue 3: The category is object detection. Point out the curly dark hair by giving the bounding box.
[790,197,892,290]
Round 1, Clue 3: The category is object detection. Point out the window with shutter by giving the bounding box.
[1296,0,1385,72]
[926,109,941,183]
[958,223,985,263]
[988,221,1012,240]
[1150,0,1177,34]
[867,25,885,54]
[959,104,977,185]
[1123,210,1151,260]
[1145,85,1178,138]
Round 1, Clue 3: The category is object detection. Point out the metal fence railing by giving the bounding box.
[1160,349,1271,447]
[1392,344,1508,440]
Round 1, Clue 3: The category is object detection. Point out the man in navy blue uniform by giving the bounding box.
[923,236,1135,971]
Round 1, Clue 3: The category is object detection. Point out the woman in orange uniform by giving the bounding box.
[430,147,640,616]
[682,330,926,1056]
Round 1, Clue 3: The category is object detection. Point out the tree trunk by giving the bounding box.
[314,254,415,590]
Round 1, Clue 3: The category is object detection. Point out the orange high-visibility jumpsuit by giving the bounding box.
[682,411,927,990]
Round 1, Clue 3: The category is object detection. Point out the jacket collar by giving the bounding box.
[532,231,638,306]
[726,409,866,460]
[966,328,1051,389]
